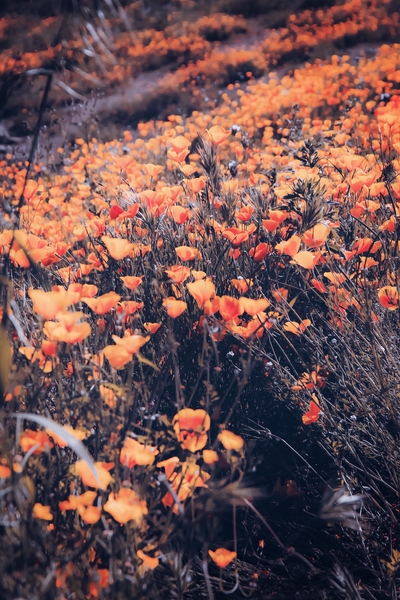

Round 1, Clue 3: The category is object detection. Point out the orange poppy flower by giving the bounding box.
[33,503,53,521]
[114,156,134,171]
[206,125,231,145]
[78,505,102,524]
[112,334,150,355]
[117,301,144,319]
[22,179,39,200]
[120,203,140,219]
[28,289,77,320]
[291,250,318,270]
[202,450,219,464]
[0,465,11,478]
[208,548,237,568]
[222,227,249,247]
[323,272,346,285]
[19,347,54,373]
[74,460,114,490]
[186,279,216,307]
[43,312,91,344]
[236,205,254,222]
[103,489,148,524]
[163,297,187,318]
[269,209,289,223]
[350,170,378,193]
[239,297,270,316]
[59,491,97,511]
[311,278,327,293]
[302,224,330,248]
[165,265,191,284]
[170,205,190,224]
[185,178,206,194]
[180,164,197,176]
[168,148,190,164]
[231,279,250,294]
[120,438,158,468]
[109,204,124,219]
[101,236,134,260]
[137,550,159,570]
[47,425,87,448]
[262,219,280,232]
[218,430,244,451]
[20,430,53,454]
[359,257,378,270]
[353,238,381,254]
[378,286,399,310]
[143,163,163,177]
[176,246,201,261]
[275,234,301,257]
[169,135,191,154]
[203,296,220,316]
[99,385,117,408]
[143,322,161,334]
[157,456,180,479]
[249,242,272,261]
[120,276,143,291]
[219,296,243,321]
[172,408,211,452]
[103,345,132,369]
[83,292,121,315]
[283,319,311,335]
[302,395,322,425]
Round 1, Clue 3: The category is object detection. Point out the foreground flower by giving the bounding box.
[202,450,219,464]
[112,334,150,354]
[0,465,11,478]
[172,408,210,452]
[33,503,53,521]
[46,425,87,447]
[283,319,311,335]
[218,430,244,451]
[103,488,148,524]
[163,297,187,318]
[165,265,191,284]
[59,491,101,524]
[209,548,237,568]
[175,246,201,261]
[207,125,231,145]
[28,289,77,320]
[302,395,322,425]
[101,236,134,260]
[120,275,143,291]
[120,438,159,468]
[20,430,53,454]
[378,286,399,310]
[186,279,216,307]
[103,345,132,369]
[74,460,114,490]
[137,550,159,570]
[43,311,91,344]
[82,292,121,315]
[161,459,210,513]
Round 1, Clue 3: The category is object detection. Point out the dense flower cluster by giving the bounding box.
[2,3,400,599]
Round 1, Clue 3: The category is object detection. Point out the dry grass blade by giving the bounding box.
[319,487,365,531]
[12,413,101,487]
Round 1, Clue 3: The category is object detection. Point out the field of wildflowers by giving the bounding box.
[1,0,400,598]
